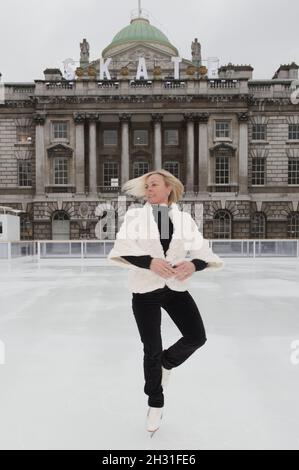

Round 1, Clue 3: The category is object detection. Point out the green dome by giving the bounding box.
[102,17,178,56]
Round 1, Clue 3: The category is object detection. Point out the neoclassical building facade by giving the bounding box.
[1,11,299,241]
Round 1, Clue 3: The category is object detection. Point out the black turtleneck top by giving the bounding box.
[121,204,208,272]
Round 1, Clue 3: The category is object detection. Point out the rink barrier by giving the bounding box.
[0,239,298,259]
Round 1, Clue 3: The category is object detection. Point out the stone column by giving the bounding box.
[152,114,163,170]
[74,113,86,194]
[184,113,195,192]
[87,113,99,195]
[34,113,46,195]
[198,113,210,193]
[238,112,249,194]
[119,113,131,188]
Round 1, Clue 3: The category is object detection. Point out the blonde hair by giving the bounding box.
[121,169,184,205]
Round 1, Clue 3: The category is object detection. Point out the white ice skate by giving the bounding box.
[146,406,163,437]
[161,366,171,389]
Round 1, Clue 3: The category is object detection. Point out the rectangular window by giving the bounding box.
[215,156,229,184]
[163,161,179,179]
[103,162,119,187]
[134,130,148,146]
[164,129,179,146]
[18,161,32,187]
[54,157,68,185]
[215,121,230,139]
[251,215,266,239]
[103,130,118,146]
[252,158,265,185]
[133,162,149,178]
[252,124,267,141]
[53,122,68,140]
[288,158,299,185]
[289,124,299,140]
[288,215,299,238]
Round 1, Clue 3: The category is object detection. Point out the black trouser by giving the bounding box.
[132,285,207,408]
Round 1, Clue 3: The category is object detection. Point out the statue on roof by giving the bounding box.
[191,38,201,65]
[80,38,90,65]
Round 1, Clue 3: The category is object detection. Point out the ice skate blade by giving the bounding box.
[148,428,159,438]
[147,417,163,436]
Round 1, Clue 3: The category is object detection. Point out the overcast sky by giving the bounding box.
[0,0,298,82]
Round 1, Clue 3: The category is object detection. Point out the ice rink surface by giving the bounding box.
[0,256,298,450]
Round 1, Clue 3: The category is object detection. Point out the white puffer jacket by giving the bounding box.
[107,201,224,293]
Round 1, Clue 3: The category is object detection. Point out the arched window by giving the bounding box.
[287,212,299,238]
[20,214,33,240]
[213,210,231,239]
[250,212,266,239]
[52,211,70,240]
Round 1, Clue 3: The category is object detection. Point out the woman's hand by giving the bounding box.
[172,261,195,281]
[150,259,177,279]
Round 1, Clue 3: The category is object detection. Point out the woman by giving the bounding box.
[108,170,224,436]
